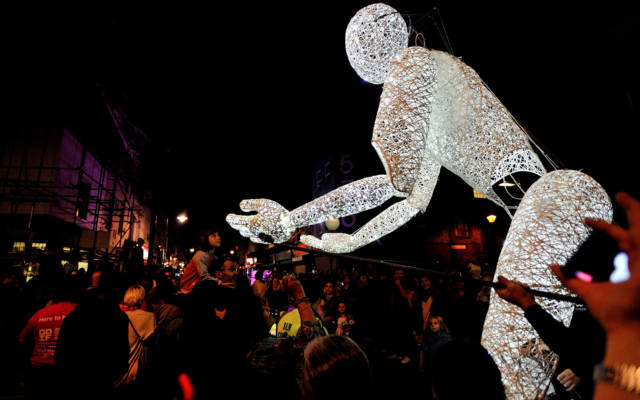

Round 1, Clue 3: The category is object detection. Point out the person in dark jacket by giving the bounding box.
[496,275,605,399]
[54,269,130,400]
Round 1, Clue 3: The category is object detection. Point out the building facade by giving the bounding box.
[1,129,150,255]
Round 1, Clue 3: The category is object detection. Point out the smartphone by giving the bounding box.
[562,229,629,283]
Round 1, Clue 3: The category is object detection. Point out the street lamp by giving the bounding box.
[486,214,497,223]
[177,213,188,224]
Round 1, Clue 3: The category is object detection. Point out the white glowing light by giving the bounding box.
[345,3,408,84]
[611,252,630,283]
[481,170,612,400]
[177,214,188,223]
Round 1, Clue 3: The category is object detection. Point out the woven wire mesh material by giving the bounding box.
[289,175,399,228]
[425,50,546,210]
[226,199,294,244]
[481,170,613,400]
[372,46,437,194]
[345,3,409,85]
[371,46,546,213]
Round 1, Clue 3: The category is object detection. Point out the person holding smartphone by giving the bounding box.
[495,276,604,399]
[552,192,640,400]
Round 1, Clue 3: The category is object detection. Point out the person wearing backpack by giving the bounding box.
[115,284,157,395]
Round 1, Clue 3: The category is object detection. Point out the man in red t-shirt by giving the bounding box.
[19,301,77,366]
[19,281,77,398]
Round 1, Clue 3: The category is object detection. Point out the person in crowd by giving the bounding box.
[418,315,453,398]
[313,281,340,323]
[132,238,145,271]
[121,239,135,273]
[87,269,103,292]
[216,258,239,287]
[495,275,604,399]
[552,192,640,400]
[432,340,506,399]
[0,265,29,396]
[115,284,157,391]
[179,230,221,294]
[150,277,183,338]
[25,254,62,314]
[18,276,77,398]
[248,274,326,398]
[266,273,288,317]
[145,276,183,399]
[335,301,356,337]
[228,271,269,347]
[389,269,419,365]
[252,269,275,328]
[475,273,493,303]
[54,268,130,400]
[339,274,355,304]
[301,335,371,400]
[178,280,240,398]
[421,315,452,368]
[418,276,435,334]
[352,272,376,337]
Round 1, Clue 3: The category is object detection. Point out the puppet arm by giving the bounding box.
[226,175,402,244]
[300,199,420,253]
[300,156,441,253]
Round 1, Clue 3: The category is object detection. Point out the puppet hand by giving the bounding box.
[226,199,294,244]
[300,233,357,254]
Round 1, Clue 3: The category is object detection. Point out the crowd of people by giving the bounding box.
[1,192,639,400]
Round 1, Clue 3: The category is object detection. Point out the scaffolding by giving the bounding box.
[0,129,144,253]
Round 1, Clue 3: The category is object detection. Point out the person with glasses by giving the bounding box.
[217,259,238,287]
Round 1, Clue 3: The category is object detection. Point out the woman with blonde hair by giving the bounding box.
[115,284,157,391]
[420,315,453,390]
[302,335,371,400]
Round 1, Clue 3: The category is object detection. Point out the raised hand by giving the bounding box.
[552,192,640,400]
[226,199,294,244]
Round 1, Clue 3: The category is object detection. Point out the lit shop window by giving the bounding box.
[78,261,89,272]
[32,242,47,250]
[12,242,26,252]
[473,189,487,199]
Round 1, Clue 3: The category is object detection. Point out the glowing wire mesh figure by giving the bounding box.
[226,3,545,253]
[481,170,612,399]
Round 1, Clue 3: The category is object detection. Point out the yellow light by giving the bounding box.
[486,214,497,223]
[473,189,487,199]
[325,218,340,231]
[230,250,235,255]
[498,181,515,187]
[177,214,188,223]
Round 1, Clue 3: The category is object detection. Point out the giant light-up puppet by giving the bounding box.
[227,4,612,399]
[227,3,545,252]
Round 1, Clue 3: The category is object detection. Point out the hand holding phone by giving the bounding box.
[562,229,628,283]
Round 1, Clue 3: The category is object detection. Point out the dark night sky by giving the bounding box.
[5,2,638,243]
